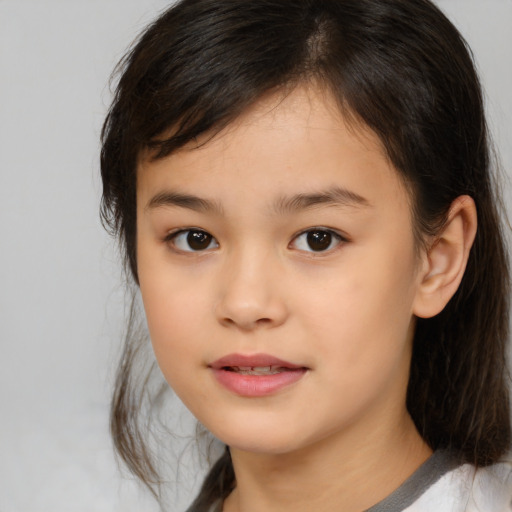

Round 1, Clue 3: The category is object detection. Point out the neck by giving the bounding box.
[223,411,431,512]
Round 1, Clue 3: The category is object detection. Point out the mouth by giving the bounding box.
[209,353,308,397]
[223,365,299,376]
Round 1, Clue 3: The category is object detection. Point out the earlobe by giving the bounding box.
[413,195,477,319]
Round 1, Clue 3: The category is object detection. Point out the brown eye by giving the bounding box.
[306,230,332,251]
[291,229,343,253]
[187,230,213,250]
[170,229,218,252]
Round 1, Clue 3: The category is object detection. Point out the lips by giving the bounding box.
[226,365,289,375]
[210,353,304,369]
[209,353,308,397]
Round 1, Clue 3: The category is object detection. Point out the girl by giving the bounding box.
[100,0,512,510]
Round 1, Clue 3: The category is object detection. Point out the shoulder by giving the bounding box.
[405,458,512,512]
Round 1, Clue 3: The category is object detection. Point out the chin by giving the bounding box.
[226,437,303,456]
[207,420,311,456]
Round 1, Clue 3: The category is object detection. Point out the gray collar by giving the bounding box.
[205,450,458,512]
[366,450,459,512]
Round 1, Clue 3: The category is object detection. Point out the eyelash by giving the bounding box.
[164,227,347,254]
[164,228,219,252]
[289,228,347,253]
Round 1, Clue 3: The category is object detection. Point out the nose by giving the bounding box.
[214,249,288,331]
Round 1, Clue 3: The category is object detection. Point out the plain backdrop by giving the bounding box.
[0,1,511,511]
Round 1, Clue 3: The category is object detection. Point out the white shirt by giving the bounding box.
[405,460,512,512]
[199,452,512,512]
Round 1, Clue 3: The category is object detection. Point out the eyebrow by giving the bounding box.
[273,186,371,214]
[146,191,224,215]
[145,186,371,216]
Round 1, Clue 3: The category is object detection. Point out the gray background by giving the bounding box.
[1,1,511,510]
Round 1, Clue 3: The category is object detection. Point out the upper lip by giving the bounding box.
[209,353,305,370]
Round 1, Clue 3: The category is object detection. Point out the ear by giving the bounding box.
[413,195,477,319]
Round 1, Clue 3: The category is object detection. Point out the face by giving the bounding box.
[136,86,424,455]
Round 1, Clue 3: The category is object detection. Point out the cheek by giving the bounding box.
[137,256,211,383]
[142,287,213,413]
[300,243,419,376]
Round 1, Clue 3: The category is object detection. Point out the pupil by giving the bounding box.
[307,231,331,251]
[187,230,211,250]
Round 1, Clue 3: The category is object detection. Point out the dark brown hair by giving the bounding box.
[100,0,511,508]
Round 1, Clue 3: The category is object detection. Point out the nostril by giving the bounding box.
[255,317,272,325]
[219,314,275,330]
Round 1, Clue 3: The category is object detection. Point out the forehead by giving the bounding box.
[137,85,410,215]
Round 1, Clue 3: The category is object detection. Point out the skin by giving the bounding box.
[136,85,476,512]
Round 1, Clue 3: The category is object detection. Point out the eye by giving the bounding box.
[167,229,219,252]
[291,229,344,253]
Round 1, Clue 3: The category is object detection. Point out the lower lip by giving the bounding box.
[211,368,307,397]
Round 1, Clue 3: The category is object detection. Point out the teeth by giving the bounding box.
[230,365,284,375]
